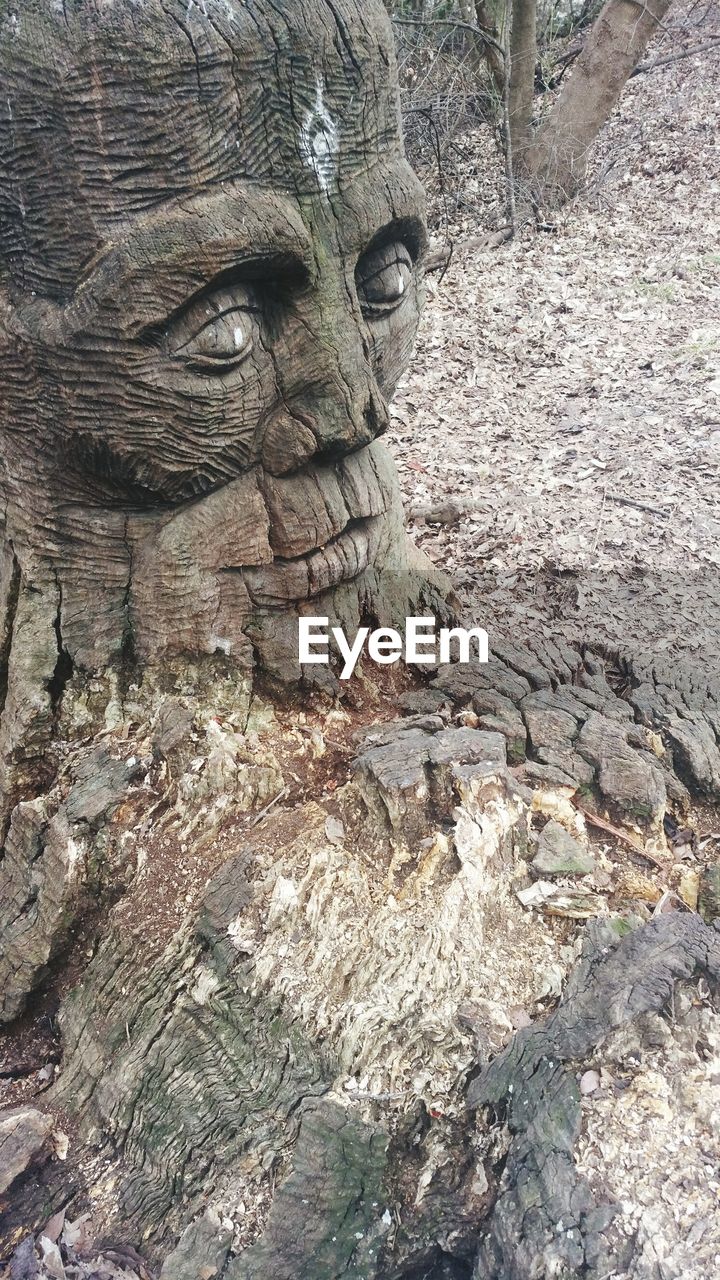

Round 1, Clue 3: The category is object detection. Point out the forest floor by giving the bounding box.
[391,7,720,667]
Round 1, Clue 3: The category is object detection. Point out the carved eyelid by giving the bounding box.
[174,313,254,362]
[358,215,425,264]
[180,300,255,330]
[168,276,249,319]
[355,239,414,314]
[171,282,256,323]
[142,253,308,346]
[360,246,412,283]
[173,298,258,347]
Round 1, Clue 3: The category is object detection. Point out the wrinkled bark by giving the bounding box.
[528,0,674,204]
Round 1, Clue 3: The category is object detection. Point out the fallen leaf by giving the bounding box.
[324,815,345,845]
[51,1130,69,1161]
[580,1069,601,1095]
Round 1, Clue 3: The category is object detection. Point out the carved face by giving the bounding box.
[0,0,428,674]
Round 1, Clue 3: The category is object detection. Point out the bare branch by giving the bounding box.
[632,36,720,74]
[502,4,517,236]
[391,14,506,59]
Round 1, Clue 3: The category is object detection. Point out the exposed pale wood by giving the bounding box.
[573,800,668,869]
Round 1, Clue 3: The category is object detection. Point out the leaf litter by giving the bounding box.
[391,12,720,665]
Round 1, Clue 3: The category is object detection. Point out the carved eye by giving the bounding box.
[163,285,258,372]
[356,241,413,318]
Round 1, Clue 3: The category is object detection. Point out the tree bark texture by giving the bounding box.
[3,631,720,1276]
[474,1,506,96]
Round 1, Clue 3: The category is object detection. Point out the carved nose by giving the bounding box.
[311,386,389,462]
[266,268,391,471]
[261,413,318,476]
[261,389,389,476]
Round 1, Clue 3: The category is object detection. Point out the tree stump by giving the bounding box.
[1,5,719,1280]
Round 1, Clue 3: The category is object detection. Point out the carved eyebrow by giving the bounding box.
[144,253,310,337]
[360,215,427,263]
[65,186,315,338]
[337,157,429,261]
[183,250,310,299]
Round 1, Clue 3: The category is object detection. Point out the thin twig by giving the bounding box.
[631,37,720,74]
[437,240,454,287]
[424,245,452,274]
[502,3,516,237]
[653,890,691,915]
[249,785,289,828]
[392,14,506,59]
[574,801,667,870]
[606,492,669,516]
[415,105,454,284]
[350,1086,414,1102]
[590,485,607,556]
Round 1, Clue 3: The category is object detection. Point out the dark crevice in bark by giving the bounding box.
[322,0,363,78]
[159,4,204,99]
[394,1257,473,1280]
[119,516,137,699]
[46,587,74,715]
[0,544,21,719]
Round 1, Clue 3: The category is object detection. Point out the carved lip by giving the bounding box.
[241,513,383,607]
[258,443,392,561]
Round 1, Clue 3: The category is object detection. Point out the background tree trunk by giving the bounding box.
[528,0,673,204]
[474,0,506,94]
[507,0,537,176]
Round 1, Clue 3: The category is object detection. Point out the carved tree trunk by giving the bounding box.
[0,0,444,1255]
[0,0,441,889]
[1,5,719,1280]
